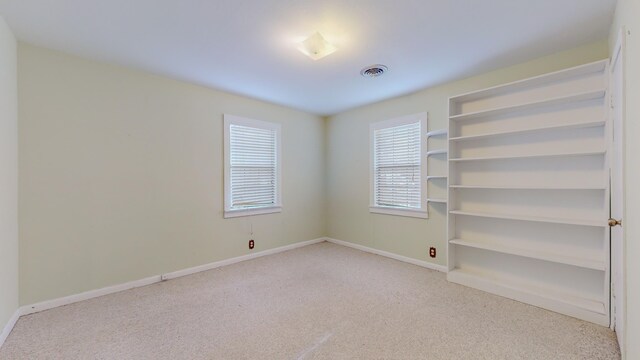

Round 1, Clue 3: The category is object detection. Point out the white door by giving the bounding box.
[610,29,625,349]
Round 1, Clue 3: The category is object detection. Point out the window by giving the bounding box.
[224,115,281,218]
[370,113,427,218]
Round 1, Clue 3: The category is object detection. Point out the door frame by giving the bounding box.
[609,27,626,351]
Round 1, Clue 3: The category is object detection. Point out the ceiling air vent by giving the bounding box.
[360,64,388,78]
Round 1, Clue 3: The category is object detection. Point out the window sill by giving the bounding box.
[224,206,282,218]
[369,206,428,219]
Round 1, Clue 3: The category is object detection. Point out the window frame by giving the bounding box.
[369,112,428,219]
[223,114,282,218]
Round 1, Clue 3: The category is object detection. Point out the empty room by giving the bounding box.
[0,0,638,359]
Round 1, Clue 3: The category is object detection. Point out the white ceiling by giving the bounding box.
[0,0,616,115]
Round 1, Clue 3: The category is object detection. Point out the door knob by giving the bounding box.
[608,218,622,227]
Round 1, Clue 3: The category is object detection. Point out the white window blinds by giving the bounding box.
[373,121,421,209]
[224,115,281,218]
[230,124,277,209]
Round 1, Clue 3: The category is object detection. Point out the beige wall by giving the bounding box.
[610,1,640,358]
[18,44,326,305]
[325,40,609,267]
[0,16,19,333]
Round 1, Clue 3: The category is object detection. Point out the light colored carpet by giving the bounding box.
[0,242,620,360]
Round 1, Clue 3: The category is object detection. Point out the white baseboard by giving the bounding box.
[161,237,325,280]
[19,237,326,317]
[0,308,20,348]
[325,237,447,273]
[20,275,161,316]
[13,237,440,340]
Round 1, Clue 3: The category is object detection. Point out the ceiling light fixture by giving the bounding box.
[297,32,337,61]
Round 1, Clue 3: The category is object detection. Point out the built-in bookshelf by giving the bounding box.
[426,129,448,207]
[447,60,610,326]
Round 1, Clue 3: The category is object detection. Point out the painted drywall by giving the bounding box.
[0,16,18,335]
[18,43,325,305]
[610,1,639,358]
[325,40,609,267]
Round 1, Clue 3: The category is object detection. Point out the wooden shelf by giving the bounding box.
[427,198,447,204]
[427,176,447,180]
[449,60,607,104]
[449,238,604,270]
[447,269,608,325]
[449,150,605,162]
[449,89,605,122]
[426,149,447,157]
[449,120,606,142]
[426,129,448,138]
[449,210,606,227]
[449,185,606,190]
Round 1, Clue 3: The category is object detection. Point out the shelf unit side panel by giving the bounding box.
[447,99,455,271]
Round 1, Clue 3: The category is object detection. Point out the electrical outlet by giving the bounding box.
[429,247,436,258]
[249,239,255,250]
